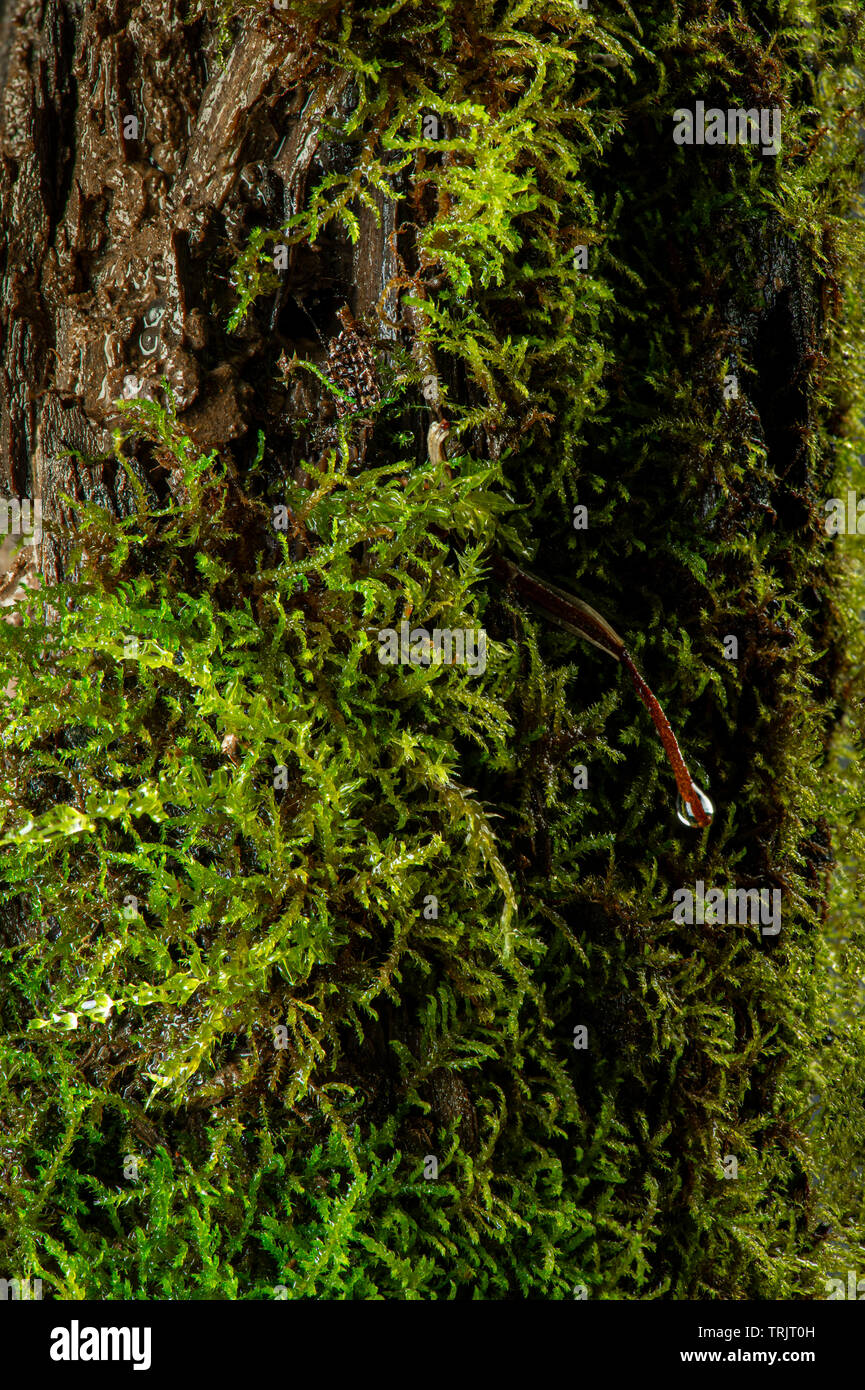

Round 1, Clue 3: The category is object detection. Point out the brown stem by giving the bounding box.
[489,554,624,659]
[492,553,712,827]
[619,650,711,827]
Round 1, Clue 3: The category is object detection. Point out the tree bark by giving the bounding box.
[1,0,397,581]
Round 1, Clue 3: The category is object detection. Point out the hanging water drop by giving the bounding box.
[676,783,714,829]
[142,298,166,328]
[139,326,160,356]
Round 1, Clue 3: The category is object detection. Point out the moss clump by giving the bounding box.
[1,0,864,1299]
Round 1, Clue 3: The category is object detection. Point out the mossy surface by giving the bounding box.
[1,0,864,1299]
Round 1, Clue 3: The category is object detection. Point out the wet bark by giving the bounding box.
[0,0,397,584]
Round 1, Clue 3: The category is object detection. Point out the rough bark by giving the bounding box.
[0,0,396,581]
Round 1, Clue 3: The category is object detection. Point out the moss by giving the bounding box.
[1,0,864,1299]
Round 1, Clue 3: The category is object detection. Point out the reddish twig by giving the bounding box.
[491,554,713,828]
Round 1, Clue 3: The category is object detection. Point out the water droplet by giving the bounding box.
[676,784,714,828]
[142,298,166,328]
[139,327,160,356]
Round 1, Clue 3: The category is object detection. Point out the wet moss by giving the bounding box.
[1,0,864,1299]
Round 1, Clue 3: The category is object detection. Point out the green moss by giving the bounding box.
[1,0,864,1300]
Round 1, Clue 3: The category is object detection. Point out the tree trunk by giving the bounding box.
[2,0,864,1304]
